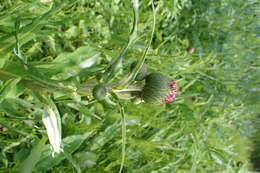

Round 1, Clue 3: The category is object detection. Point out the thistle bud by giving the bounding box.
[130,61,148,81]
[92,84,107,101]
[141,73,177,104]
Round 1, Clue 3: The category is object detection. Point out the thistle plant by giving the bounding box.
[1,0,255,172]
[0,0,170,172]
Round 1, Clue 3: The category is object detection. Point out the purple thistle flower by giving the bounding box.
[163,81,177,103]
[141,73,177,104]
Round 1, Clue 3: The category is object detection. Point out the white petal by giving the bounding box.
[42,106,63,154]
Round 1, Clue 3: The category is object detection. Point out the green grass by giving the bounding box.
[0,0,259,172]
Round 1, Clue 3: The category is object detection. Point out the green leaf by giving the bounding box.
[52,46,101,76]
[0,78,21,104]
[90,123,120,151]
[0,1,76,58]
[35,132,94,171]
[0,153,8,168]
[20,137,47,173]
[0,99,27,118]
[74,152,98,169]
[104,0,139,82]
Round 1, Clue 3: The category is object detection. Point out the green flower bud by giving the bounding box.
[130,61,148,81]
[141,73,177,104]
[92,84,107,101]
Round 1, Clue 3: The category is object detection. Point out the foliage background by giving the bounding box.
[0,0,259,172]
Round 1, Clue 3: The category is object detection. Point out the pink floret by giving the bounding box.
[163,81,177,103]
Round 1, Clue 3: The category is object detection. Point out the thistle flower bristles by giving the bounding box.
[163,81,177,103]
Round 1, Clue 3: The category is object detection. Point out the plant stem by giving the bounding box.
[113,88,142,93]
[119,103,126,173]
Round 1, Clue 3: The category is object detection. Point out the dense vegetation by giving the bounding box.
[0,0,259,172]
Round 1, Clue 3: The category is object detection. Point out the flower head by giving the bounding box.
[141,73,177,104]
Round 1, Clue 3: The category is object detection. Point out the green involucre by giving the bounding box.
[141,73,172,104]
